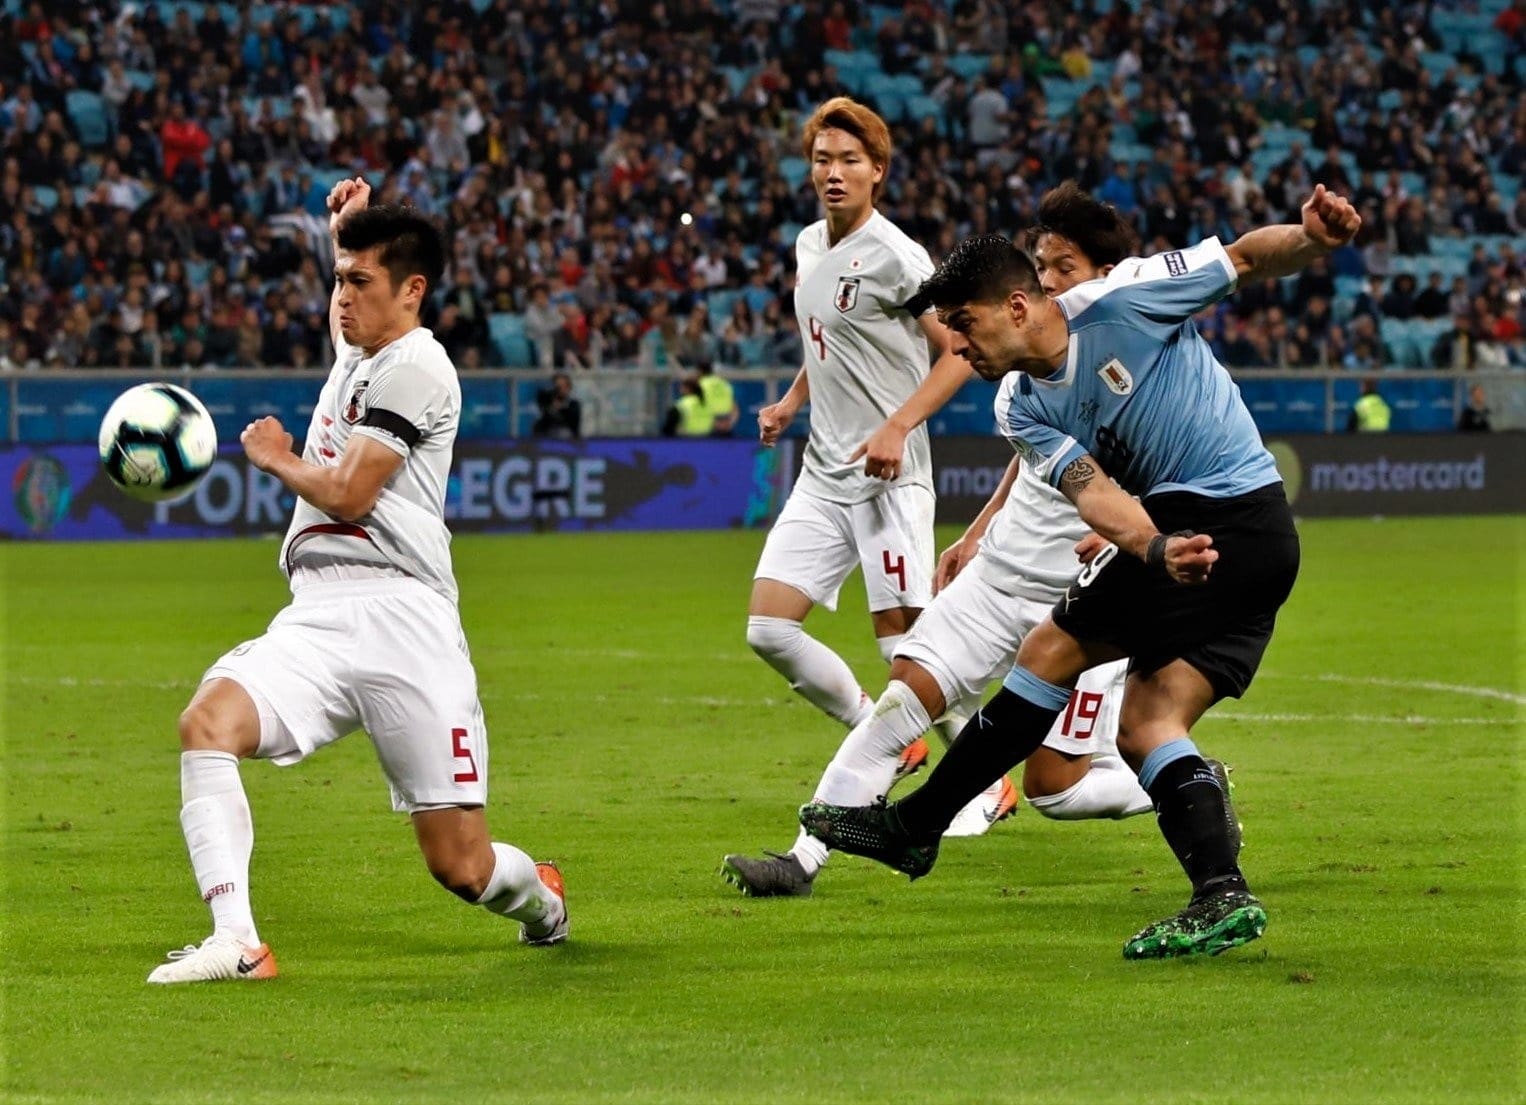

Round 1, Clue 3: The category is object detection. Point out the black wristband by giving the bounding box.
[1147,530,1195,569]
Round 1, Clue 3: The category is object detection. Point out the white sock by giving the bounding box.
[476,842,560,926]
[747,615,869,727]
[932,709,971,750]
[790,680,934,876]
[179,750,258,945]
[1028,757,1153,820]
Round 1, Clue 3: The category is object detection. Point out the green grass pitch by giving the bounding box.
[2,516,1521,1104]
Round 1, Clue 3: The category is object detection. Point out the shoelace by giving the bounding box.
[164,944,202,961]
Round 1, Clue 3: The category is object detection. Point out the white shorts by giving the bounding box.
[754,484,935,613]
[204,576,489,813]
[893,563,1128,757]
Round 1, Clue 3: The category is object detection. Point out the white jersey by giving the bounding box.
[793,211,936,504]
[972,374,1091,602]
[279,327,461,605]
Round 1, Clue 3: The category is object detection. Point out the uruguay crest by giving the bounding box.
[1097,358,1133,396]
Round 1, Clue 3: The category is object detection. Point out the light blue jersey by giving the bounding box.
[994,238,1281,499]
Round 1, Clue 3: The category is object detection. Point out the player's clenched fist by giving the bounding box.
[758,401,795,447]
[1301,184,1361,250]
[327,176,371,233]
[241,416,294,472]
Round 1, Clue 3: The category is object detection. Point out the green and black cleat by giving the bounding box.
[797,799,939,880]
[1206,758,1243,857]
[1123,890,1268,960]
[720,851,814,898]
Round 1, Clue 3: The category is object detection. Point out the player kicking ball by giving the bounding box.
[745,98,977,797]
[802,185,1361,958]
[147,181,566,983]
[721,184,1237,898]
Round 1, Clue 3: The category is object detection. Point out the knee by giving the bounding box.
[178,699,241,754]
[424,851,495,903]
[1022,751,1088,802]
[746,615,799,661]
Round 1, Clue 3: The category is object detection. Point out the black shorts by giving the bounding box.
[1051,484,1300,701]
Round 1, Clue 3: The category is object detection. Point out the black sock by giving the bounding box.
[1145,756,1246,900]
[892,687,1059,839]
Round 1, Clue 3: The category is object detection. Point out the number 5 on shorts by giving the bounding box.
[451,727,479,783]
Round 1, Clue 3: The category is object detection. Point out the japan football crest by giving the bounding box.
[343,379,370,424]
[1097,358,1133,396]
[834,276,861,314]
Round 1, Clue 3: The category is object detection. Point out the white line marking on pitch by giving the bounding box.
[1261,672,1525,706]
[1205,712,1514,726]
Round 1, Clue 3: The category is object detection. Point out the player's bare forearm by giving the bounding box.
[782,365,810,411]
[1228,185,1360,284]
[1225,224,1324,284]
[887,350,971,434]
[262,451,372,522]
[1057,455,1157,559]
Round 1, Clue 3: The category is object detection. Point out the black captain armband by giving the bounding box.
[1146,530,1195,568]
[903,290,931,317]
[360,408,422,448]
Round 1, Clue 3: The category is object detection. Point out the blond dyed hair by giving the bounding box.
[801,97,893,201]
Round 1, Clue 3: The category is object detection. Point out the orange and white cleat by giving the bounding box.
[519,862,569,946]
[893,737,930,782]
[146,935,278,984]
[943,775,1020,838]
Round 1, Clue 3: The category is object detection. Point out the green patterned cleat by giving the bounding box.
[720,851,814,897]
[1206,758,1243,857]
[1123,890,1267,960]
[797,799,939,879]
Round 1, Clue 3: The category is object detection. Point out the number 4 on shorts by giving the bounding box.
[882,550,906,592]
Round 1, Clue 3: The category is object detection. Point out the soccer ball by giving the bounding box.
[97,383,218,502]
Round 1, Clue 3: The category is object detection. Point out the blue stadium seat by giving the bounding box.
[902,94,946,132]
[946,54,991,81]
[65,90,109,148]
[778,156,810,191]
[33,184,59,211]
[720,66,754,96]
[124,68,156,92]
[488,313,532,367]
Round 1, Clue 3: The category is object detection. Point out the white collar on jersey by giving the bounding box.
[1029,333,1079,389]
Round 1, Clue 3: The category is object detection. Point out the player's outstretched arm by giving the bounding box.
[241,417,403,522]
[935,454,1019,593]
[1224,184,1361,285]
[1058,454,1217,584]
[758,365,809,447]
[852,314,971,480]
[326,176,371,349]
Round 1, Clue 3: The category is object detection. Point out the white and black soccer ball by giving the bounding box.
[97,383,218,502]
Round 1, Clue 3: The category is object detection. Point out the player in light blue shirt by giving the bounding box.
[802,185,1362,960]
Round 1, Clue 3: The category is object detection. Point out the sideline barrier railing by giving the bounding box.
[4,367,1524,443]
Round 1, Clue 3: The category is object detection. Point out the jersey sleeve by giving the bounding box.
[350,362,451,457]
[1057,237,1237,338]
[892,241,936,316]
[998,392,1087,490]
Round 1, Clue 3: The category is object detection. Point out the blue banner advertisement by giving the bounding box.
[3,439,791,540]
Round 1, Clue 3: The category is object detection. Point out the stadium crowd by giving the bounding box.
[0,0,1523,375]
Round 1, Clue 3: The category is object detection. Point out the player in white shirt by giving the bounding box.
[146,181,567,984]
[722,183,1237,896]
[744,97,974,795]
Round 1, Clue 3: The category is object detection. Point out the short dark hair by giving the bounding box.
[915,234,1041,311]
[1027,180,1140,266]
[335,204,446,299]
